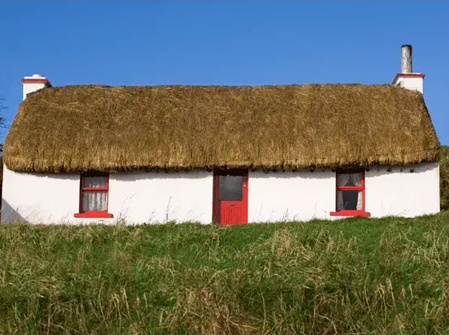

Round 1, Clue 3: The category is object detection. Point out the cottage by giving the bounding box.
[1,45,440,224]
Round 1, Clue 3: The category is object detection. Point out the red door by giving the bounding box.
[213,169,248,225]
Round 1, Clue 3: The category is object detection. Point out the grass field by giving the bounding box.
[1,211,449,334]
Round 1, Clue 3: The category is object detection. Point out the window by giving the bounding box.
[330,169,370,216]
[219,175,243,201]
[74,173,113,218]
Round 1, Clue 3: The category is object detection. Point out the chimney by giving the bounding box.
[392,45,424,94]
[21,74,52,100]
[401,45,412,73]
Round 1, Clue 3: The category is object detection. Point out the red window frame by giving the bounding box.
[74,172,113,218]
[330,169,370,217]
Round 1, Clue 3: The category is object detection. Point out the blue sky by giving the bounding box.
[1,1,448,144]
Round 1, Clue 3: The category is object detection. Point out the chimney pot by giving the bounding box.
[401,45,412,73]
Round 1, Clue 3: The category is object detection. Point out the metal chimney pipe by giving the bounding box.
[401,45,412,73]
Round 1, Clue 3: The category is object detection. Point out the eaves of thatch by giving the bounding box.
[3,84,440,173]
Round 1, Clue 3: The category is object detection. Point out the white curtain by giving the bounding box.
[84,176,106,188]
[337,191,344,210]
[337,174,349,210]
[350,173,363,210]
[337,173,350,187]
[83,191,107,211]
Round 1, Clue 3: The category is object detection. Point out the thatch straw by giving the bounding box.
[3,84,440,173]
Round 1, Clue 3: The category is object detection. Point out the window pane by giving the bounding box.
[337,190,362,210]
[83,191,107,211]
[337,173,362,187]
[219,175,243,201]
[84,176,107,188]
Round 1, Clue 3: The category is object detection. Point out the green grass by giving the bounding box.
[1,212,449,334]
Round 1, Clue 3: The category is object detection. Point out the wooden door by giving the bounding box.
[213,169,248,224]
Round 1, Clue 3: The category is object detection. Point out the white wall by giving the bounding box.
[23,82,47,100]
[393,76,424,94]
[248,170,336,222]
[109,171,213,224]
[1,166,213,224]
[1,162,440,224]
[2,165,81,224]
[365,163,440,217]
[248,163,439,221]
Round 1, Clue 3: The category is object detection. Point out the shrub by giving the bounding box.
[440,145,449,210]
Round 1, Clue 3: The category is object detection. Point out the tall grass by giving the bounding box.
[1,212,449,334]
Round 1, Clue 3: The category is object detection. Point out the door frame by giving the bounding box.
[212,169,248,224]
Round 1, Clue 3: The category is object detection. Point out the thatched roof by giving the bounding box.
[4,84,440,173]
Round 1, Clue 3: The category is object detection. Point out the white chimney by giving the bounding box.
[392,45,424,94]
[21,74,52,100]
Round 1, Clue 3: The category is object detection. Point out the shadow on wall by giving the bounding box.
[114,170,211,182]
[367,164,436,176]
[1,199,28,224]
[249,169,333,180]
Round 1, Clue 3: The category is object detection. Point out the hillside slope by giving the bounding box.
[1,212,449,334]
